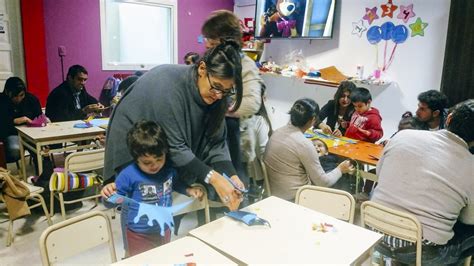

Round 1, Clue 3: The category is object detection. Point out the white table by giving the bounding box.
[16,120,105,179]
[189,196,382,265]
[112,236,237,266]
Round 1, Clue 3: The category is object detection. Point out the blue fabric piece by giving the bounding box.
[225,211,271,227]
[73,122,92,128]
[107,194,193,236]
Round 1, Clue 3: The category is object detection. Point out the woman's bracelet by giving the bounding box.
[204,170,214,184]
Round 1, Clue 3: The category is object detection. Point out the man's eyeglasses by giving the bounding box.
[207,73,236,97]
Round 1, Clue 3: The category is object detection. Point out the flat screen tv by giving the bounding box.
[254,0,336,39]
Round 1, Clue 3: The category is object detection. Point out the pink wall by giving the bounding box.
[43,0,233,99]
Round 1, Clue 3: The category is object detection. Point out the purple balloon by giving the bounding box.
[367,26,382,45]
[380,22,395,41]
[392,25,409,44]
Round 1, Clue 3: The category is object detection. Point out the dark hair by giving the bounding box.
[184,52,200,65]
[67,65,88,79]
[196,40,243,137]
[4,77,27,98]
[118,75,139,94]
[201,10,243,47]
[417,90,448,113]
[447,99,474,143]
[289,98,319,127]
[333,81,356,116]
[126,120,168,160]
[350,87,372,103]
[398,116,427,131]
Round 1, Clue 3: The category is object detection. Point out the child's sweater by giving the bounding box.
[345,107,383,142]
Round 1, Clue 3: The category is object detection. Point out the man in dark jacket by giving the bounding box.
[46,65,103,122]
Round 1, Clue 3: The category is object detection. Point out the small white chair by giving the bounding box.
[295,185,355,224]
[361,201,422,266]
[39,210,116,266]
[50,148,105,220]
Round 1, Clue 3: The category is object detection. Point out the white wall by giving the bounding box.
[235,0,450,138]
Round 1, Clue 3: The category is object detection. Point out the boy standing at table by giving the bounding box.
[106,120,203,257]
[344,87,383,143]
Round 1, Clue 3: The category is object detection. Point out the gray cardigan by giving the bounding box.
[104,64,236,184]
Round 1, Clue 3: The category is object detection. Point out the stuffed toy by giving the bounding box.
[259,0,306,38]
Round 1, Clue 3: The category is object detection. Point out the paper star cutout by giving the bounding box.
[397,4,416,23]
[381,0,398,18]
[363,7,379,25]
[409,17,428,37]
[352,20,367,37]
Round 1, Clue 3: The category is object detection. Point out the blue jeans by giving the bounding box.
[5,135,20,163]
[390,222,474,265]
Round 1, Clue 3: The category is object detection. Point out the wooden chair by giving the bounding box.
[1,180,53,247]
[295,185,355,223]
[39,210,116,265]
[50,148,105,220]
[361,201,423,266]
[259,159,271,197]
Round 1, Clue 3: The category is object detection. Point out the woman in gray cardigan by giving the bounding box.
[102,41,245,211]
[264,98,355,201]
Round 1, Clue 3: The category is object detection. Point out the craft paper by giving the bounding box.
[352,20,367,37]
[225,211,271,227]
[397,4,416,23]
[381,0,398,18]
[107,194,194,236]
[409,17,428,37]
[27,114,48,127]
[363,7,379,25]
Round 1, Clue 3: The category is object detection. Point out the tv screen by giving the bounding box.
[255,0,336,39]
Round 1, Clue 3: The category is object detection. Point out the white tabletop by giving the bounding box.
[112,236,237,266]
[189,196,382,265]
[16,120,105,142]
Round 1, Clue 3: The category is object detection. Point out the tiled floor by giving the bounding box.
[1,160,372,265]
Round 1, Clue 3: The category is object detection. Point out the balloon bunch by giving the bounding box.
[367,22,408,71]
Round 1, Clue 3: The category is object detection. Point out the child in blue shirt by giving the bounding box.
[111,120,203,257]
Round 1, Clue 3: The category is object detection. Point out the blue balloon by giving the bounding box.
[391,25,409,44]
[380,22,395,41]
[367,26,382,45]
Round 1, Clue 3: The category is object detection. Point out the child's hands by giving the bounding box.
[186,187,204,201]
[355,126,370,136]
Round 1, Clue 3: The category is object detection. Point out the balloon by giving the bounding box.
[391,25,409,44]
[367,26,382,44]
[380,22,395,41]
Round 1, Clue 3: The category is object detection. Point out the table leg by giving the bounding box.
[18,134,27,180]
[36,143,43,175]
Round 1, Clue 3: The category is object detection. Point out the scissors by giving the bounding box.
[223,173,248,193]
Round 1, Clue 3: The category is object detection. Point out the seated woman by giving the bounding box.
[263,98,354,201]
[317,81,356,137]
[0,77,42,165]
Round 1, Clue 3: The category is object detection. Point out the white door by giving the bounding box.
[0,0,22,92]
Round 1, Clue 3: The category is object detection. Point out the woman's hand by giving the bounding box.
[209,172,242,211]
[338,160,355,175]
[332,128,342,137]
[14,116,32,125]
[319,123,332,134]
[101,182,117,198]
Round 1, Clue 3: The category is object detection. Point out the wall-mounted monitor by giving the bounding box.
[255,0,336,39]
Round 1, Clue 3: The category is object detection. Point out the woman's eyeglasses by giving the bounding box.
[207,73,236,96]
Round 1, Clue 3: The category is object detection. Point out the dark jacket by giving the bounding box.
[0,92,42,140]
[0,94,15,140]
[45,81,98,122]
[11,92,42,121]
[318,100,354,136]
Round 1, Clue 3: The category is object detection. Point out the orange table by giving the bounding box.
[328,141,383,166]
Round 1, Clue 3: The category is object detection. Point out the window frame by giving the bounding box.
[99,0,178,71]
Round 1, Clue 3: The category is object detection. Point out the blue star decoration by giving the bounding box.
[352,20,367,37]
[409,17,428,37]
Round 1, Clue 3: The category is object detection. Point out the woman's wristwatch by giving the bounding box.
[204,170,214,184]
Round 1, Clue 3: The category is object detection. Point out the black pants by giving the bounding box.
[225,117,248,186]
